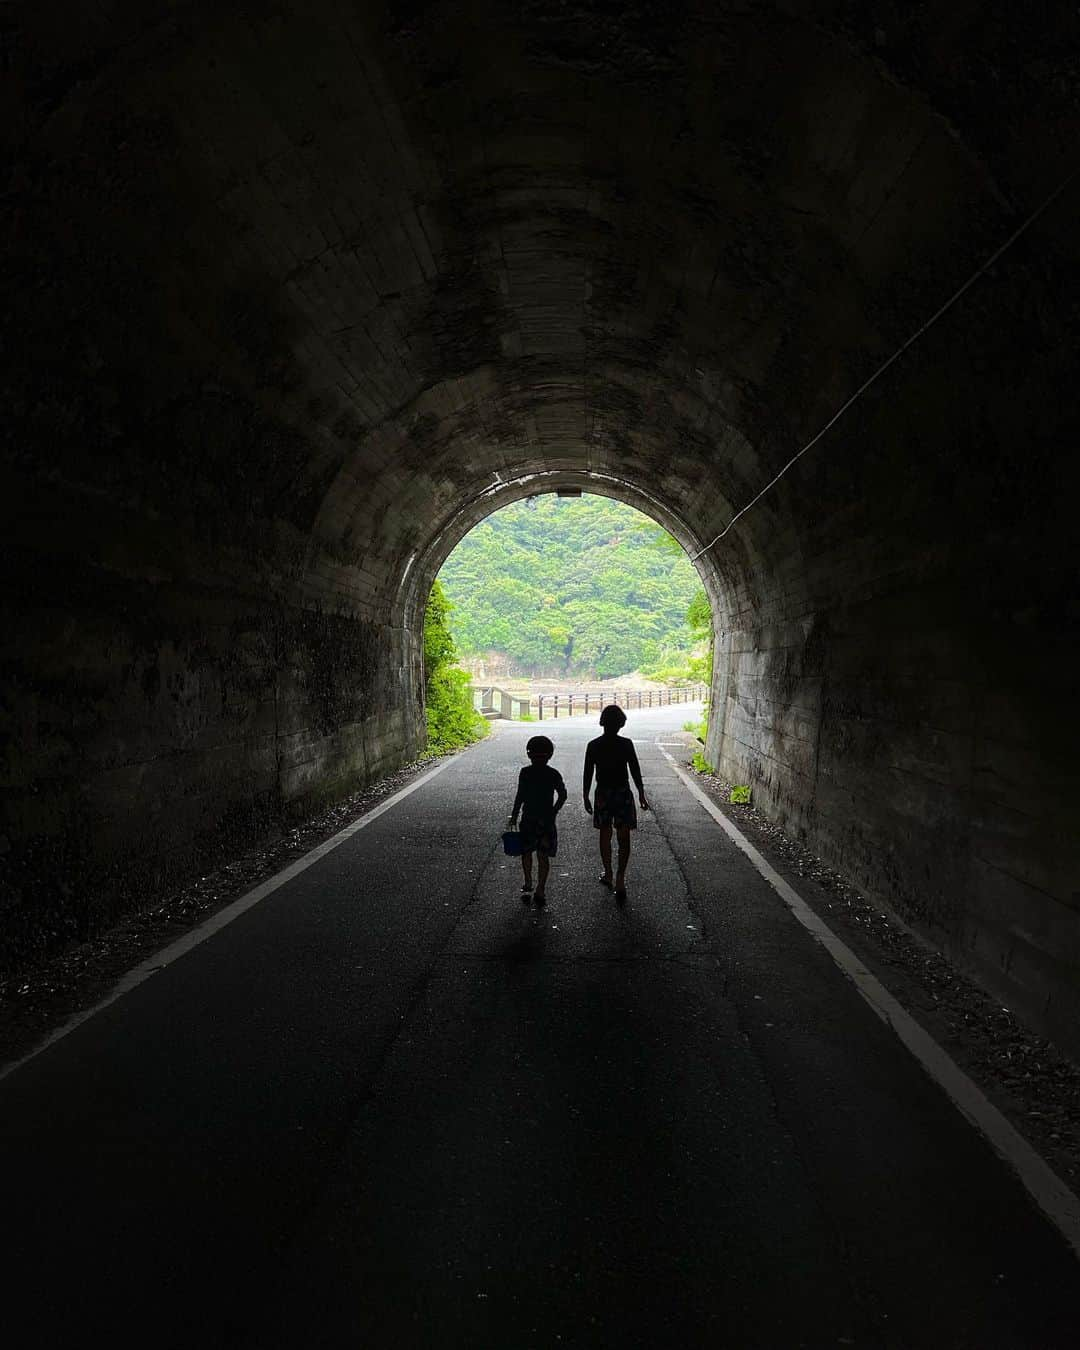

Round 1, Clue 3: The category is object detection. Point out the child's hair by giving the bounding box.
[526,735,555,760]
[598,704,626,729]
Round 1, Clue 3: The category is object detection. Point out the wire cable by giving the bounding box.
[691,166,1079,559]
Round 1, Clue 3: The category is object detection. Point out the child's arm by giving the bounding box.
[553,771,568,814]
[627,742,649,810]
[509,769,526,825]
[582,743,595,812]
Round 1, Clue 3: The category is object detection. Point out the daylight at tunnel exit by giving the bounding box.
[3,3,1079,1347]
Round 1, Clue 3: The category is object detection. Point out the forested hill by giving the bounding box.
[436,495,704,679]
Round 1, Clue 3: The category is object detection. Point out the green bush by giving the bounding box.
[683,717,707,741]
[425,663,487,755]
[691,750,714,774]
[423,581,488,756]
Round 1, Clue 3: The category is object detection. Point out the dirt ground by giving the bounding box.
[680,745,1080,1193]
[0,757,438,1070]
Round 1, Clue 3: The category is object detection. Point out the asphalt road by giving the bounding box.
[2,707,1076,1348]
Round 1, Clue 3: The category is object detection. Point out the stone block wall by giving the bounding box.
[705,256,1080,1056]
[1,557,423,971]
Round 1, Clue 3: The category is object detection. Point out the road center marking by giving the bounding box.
[0,755,457,1084]
[657,741,1080,1261]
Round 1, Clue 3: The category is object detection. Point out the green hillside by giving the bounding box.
[436,494,706,679]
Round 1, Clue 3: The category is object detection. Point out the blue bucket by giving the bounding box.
[502,830,524,856]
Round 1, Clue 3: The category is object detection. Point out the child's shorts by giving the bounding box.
[519,815,558,857]
[592,786,637,830]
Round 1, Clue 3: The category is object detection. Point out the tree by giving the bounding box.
[684,587,713,685]
[423,580,487,754]
[436,495,705,680]
[424,578,457,673]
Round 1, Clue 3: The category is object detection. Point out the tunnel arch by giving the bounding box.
[400,469,732,640]
[297,356,776,624]
[399,470,740,750]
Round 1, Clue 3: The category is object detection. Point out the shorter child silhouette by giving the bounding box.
[508,735,567,905]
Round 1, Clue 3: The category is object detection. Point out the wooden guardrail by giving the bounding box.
[468,684,707,720]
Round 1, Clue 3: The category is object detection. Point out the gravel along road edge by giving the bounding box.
[658,734,1080,1258]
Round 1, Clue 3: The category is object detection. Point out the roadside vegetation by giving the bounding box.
[422,580,488,755]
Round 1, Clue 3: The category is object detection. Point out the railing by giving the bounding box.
[468,684,707,720]
[470,686,532,719]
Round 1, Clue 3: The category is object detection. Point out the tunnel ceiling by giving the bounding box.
[8,1,1079,624]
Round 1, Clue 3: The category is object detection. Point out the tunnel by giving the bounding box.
[5,0,1079,1071]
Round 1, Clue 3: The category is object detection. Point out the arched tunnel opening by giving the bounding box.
[3,1,1077,1055]
[411,474,727,686]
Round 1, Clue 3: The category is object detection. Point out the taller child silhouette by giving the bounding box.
[582,704,649,902]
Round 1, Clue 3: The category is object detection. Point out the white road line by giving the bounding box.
[657,742,1080,1260]
[0,755,456,1085]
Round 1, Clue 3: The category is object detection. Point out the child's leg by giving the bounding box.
[614,826,631,887]
[598,824,613,880]
[536,853,550,895]
[521,851,533,890]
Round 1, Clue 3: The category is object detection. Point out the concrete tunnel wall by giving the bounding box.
[3,2,1078,1052]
